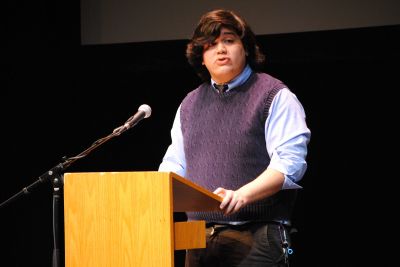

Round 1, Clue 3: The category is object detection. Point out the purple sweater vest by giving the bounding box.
[181,73,297,223]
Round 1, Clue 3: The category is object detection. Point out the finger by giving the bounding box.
[213,187,223,194]
[226,194,246,215]
[213,187,225,196]
[232,199,243,214]
[224,193,238,215]
[219,190,233,210]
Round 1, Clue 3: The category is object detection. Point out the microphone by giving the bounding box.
[125,104,152,128]
[113,104,152,135]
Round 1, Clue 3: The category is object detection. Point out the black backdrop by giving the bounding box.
[4,1,400,266]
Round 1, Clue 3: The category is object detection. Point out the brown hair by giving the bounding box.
[186,9,266,82]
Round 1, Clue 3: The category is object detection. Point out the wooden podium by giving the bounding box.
[63,171,222,267]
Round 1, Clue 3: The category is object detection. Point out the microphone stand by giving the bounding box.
[0,115,145,267]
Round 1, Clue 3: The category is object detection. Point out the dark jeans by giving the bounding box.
[185,222,291,267]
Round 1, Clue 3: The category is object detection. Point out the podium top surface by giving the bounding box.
[63,171,222,212]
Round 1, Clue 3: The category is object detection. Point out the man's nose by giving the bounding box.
[217,43,226,54]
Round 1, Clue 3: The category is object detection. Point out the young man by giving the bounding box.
[159,9,311,267]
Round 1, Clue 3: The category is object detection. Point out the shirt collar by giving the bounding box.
[211,64,253,93]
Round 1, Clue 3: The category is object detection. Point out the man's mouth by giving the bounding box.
[216,58,229,65]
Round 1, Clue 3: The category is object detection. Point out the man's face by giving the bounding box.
[202,27,247,84]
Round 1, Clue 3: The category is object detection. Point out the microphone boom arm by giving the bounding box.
[0,104,152,208]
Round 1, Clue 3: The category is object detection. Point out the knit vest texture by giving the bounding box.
[181,72,297,223]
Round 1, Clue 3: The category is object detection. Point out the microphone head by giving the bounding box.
[138,104,152,118]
